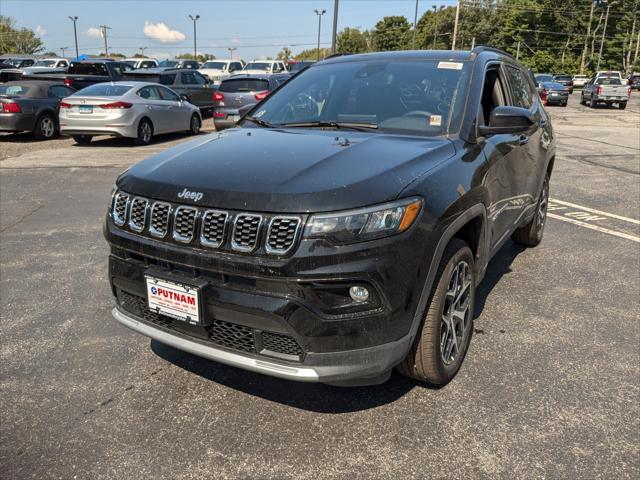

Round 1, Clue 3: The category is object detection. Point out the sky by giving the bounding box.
[0,0,458,60]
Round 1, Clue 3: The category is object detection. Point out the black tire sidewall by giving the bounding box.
[136,118,153,145]
[190,114,201,134]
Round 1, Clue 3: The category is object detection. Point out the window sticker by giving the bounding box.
[429,115,442,127]
[437,61,464,70]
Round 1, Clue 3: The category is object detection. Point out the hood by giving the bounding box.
[117,128,455,213]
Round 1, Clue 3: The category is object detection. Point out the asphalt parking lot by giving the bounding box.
[1,96,639,479]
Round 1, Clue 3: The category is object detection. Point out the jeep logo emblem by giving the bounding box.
[177,188,203,202]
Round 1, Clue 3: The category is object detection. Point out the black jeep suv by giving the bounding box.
[106,48,555,386]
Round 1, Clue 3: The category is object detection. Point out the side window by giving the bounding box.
[137,86,162,100]
[158,87,180,102]
[186,61,197,69]
[59,60,69,68]
[48,85,74,99]
[479,67,507,126]
[504,65,533,109]
[193,72,208,85]
[182,72,197,85]
[159,74,176,85]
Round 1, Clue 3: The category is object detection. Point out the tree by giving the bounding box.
[0,16,44,54]
[415,7,455,50]
[277,47,292,61]
[175,53,215,62]
[337,27,369,53]
[294,47,331,60]
[371,16,411,51]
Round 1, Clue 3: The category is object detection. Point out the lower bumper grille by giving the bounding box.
[116,289,304,361]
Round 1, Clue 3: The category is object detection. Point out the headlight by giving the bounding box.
[304,197,423,244]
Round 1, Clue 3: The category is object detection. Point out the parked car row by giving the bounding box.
[533,70,632,108]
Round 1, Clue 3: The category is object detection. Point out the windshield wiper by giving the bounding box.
[243,115,275,128]
[279,120,378,131]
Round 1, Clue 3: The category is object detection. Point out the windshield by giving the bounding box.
[245,60,467,137]
[34,60,56,67]
[73,84,132,96]
[554,75,571,81]
[159,60,178,68]
[245,62,271,71]
[202,62,227,69]
[69,63,109,76]
[535,74,554,83]
[123,60,137,67]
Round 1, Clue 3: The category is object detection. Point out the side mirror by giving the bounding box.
[478,106,534,136]
[238,103,256,119]
[180,94,189,102]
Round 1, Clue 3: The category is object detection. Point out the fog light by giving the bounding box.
[349,286,369,303]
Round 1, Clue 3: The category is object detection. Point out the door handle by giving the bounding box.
[518,135,529,145]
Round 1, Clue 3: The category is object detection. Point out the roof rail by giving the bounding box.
[471,46,517,61]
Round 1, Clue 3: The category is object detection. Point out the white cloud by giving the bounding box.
[35,25,47,36]
[143,22,186,43]
[86,27,102,38]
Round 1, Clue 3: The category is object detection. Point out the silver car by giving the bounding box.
[59,81,202,145]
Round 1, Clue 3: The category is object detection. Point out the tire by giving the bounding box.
[33,113,57,140]
[512,174,549,247]
[397,238,475,385]
[188,113,201,135]
[580,94,586,106]
[72,135,92,145]
[619,102,627,110]
[134,118,153,146]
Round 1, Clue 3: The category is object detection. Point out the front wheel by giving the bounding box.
[619,102,627,110]
[134,118,153,146]
[512,174,549,246]
[397,238,475,385]
[580,94,586,106]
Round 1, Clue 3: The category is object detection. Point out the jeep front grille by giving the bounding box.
[149,202,170,238]
[110,192,304,256]
[173,206,198,243]
[128,198,148,232]
[200,210,228,248]
[232,214,262,252]
[266,216,301,254]
[112,193,129,226]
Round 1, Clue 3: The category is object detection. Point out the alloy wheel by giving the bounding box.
[536,179,549,233]
[41,117,55,138]
[140,122,152,143]
[440,260,472,365]
[191,115,200,134]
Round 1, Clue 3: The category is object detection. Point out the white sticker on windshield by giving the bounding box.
[429,115,442,126]
[438,61,464,70]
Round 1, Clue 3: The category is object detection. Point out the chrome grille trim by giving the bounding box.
[128,197,148,233]
[112,192,129,226]
[149,202,171,238]
[265,216,302,255]
[172,206,198,243]
[231,214,263,252]
[200,210,229,248]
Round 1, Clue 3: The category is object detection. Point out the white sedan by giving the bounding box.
[59,81,202,145]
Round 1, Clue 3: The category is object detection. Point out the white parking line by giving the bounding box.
[549,198,640,225]
[547,213,640,243]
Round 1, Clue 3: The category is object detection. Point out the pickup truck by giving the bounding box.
[33,60,133,90]
[580,76,630,109]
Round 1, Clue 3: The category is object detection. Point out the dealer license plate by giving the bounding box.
[79,105,93,114]
[145,276,200,325]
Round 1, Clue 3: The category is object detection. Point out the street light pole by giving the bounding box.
[597,0,618,71]
[432,5,438,50]
[139,47,147,57]
[412,0,419,49]
[68,16,79,60]
[314,9,326,61]
[452,1,461,50]
[580,1,596,74]
[228,47,237,59]
[60,47,68,57]
[189,14,200,60]
[99,25,111,57]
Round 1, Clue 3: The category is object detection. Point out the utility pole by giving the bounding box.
[580,1,596,74]
[99,25,111,57]
[432,5,438,49]
[516,41,521,60]
[412,0,419,49]
[471,36,476,49]
[68,16,79,60]
[189,14,200,60]
[452,0,461,50]
[625,4,637,74]
[228,47,236,59]
[60,47,68,57]
[597,0,618,71]
[314,9,326,61]
[331,0,339,54]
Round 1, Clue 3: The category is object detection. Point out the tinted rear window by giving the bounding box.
[219,79,269,92]
[554,75,571,81]
[68,63,110,76]
[159,74,176,85]
[73,84,132,96]
[596,77,622,85]
[202,62,227,69]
